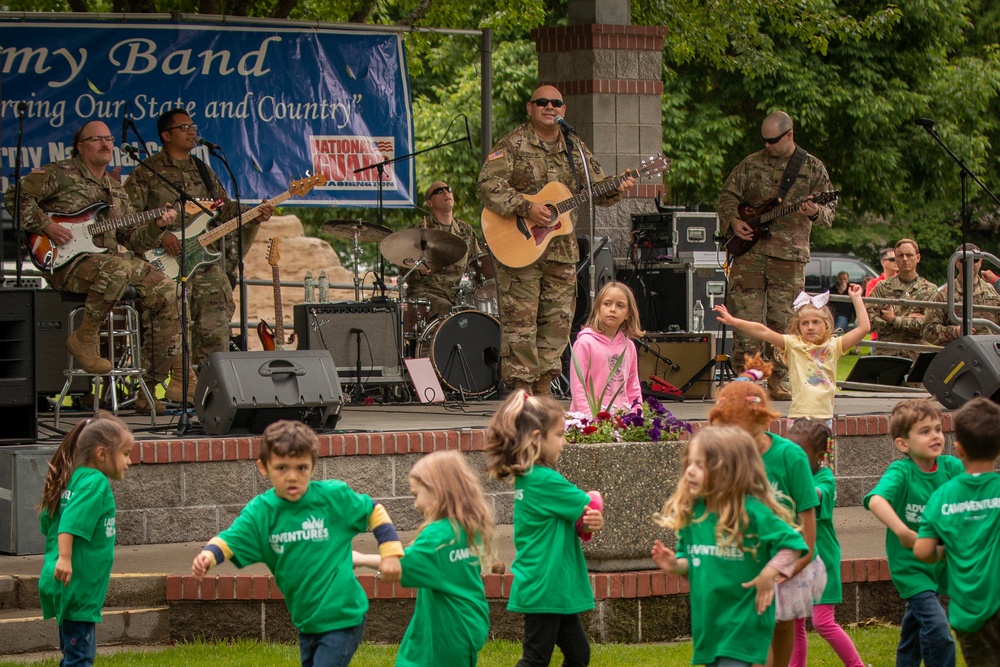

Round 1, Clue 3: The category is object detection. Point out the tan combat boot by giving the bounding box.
[134,391,166,416]
[767,376,791,401]
[509,379,533,397]
[532,374,555,397]
[164,356,198,403]
[65,314,112,374]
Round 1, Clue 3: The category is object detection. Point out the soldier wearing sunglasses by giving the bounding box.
[717,111,836,400]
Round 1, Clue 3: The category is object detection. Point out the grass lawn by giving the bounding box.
[0,626,969,666]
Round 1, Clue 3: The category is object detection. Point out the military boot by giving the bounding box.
[509,379,533,397]
[134,391,166,416]
[767,376,791,401]
[65,313,112,374]
[532,374,556,397]
[164,356,198,403]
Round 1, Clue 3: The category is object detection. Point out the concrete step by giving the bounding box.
[0,573,166,612]
[0,605,170,655]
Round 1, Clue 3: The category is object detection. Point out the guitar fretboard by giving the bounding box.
[555,174,631,215]
[88,205,168,235]
[271,265,285,345]
[199,191,295,248]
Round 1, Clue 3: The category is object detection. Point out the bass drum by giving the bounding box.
[418,310,500,395]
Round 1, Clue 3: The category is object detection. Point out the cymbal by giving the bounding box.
[380,227,467,271]
[323,219,392,243]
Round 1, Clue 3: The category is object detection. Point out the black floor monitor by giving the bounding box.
[906,351,938,384]
[845,355,913,386]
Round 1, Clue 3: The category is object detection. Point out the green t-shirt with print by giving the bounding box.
[219,480,373,634]
[863,455,964,598]
[508,465,593,614]
[813,467,842,604]
[396,519,489,667]
[677,496,807,665]
[39,466,117,624]
[918,472,1000,633]
[763,433,821,516]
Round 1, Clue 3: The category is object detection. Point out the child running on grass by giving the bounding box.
[354,450,495,666]
[485,390,604,667]
[191,420,404,667]
[652,425,807,666]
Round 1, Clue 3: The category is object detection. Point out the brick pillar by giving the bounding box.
[532,11,665,263]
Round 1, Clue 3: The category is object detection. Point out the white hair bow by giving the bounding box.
[792,291,830,311]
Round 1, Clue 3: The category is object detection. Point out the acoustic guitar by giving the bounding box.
[723,190,840,259]
[257,237,297,351]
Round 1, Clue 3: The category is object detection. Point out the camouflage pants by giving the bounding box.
[49,253,181,384]
[141,263,235,376]
[495,259,576,384]
[727,253,805,379]
[407,284,455,320]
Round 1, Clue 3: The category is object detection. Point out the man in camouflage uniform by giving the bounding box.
[867,238,938,360]
[125,109,273,401]
[718,111,836,400]
[404,181,483,319]
[922,243,1000,345]
[477,85,633,396]
[5,120,179,414]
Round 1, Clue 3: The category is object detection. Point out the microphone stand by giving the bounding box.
[559,124,596,298]
[6,103,28,287]
[916,120,1000,335]
[203,144,248,348]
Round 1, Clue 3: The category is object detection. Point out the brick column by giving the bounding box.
[532,21,666,262]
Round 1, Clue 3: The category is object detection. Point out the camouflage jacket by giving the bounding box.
[404,215,483,296]
[477,122,620,264]
[717,148,835,263]
[123,151,258,279]
[867,274,939,344]
[922,275,1000,345]
[6,156,165,265]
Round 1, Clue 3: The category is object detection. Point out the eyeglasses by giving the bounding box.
[884,257,896,263]
[530,98,565,108]
[762,129,790,145]
[80,135,115,144]
[429,186,452,196]
[167,123,198,132]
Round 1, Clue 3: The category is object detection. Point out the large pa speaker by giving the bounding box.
[923,335,1000,409]
[34,290,89,396]
[0,289,36,444]
[293,302,403,383]
[194,350,343,435]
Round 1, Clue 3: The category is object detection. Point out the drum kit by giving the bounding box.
[323,218,501,397]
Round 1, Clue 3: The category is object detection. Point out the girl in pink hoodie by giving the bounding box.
[570,282,645,415]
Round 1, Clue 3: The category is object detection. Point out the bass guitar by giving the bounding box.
[257,237,296,351]
[26,200,201,272]
[481,155,670,268]
[145,174,326,280]
[723,190,840,259]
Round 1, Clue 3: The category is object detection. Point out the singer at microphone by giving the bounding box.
[197,136,222,151]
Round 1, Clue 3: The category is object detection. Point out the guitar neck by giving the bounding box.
[760,200,804,224]
[88,205,168,236]
[272,265,285,343]
[556,173,629,215]
[199,190,293,247]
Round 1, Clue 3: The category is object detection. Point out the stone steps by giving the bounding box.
[0,605,170,655]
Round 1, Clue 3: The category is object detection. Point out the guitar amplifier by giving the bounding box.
[293,302,404,383]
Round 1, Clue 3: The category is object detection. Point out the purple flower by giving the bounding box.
[649,426,662,442]
[647,397,665,415]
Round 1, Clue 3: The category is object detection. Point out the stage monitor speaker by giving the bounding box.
[194,350,343,436]
[637,332,716,398]
[0,445,55,554]
[293,302,403,383]
[0,289,37,444]
[575,236,615,328]
[922,335,1000,409]
[845,356,912,386]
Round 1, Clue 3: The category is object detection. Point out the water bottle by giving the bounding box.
[318,270,330,303]
[692,300,705,333]
[303,270,315,303]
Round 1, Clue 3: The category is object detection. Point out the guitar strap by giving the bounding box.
[563,135,585,194]
[776,147,808,203]
[192,157,218,200]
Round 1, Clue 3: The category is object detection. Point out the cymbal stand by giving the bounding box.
[443,343,479,402]
[349,228,362,301]
[679,292,735,398]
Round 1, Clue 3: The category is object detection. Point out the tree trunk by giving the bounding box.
[270,0,298,19]
[349,0,377,23]
[398,0,433,26]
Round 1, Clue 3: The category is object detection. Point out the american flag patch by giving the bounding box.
[487,149,504,161]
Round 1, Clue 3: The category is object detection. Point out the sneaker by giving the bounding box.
[134,392,166,416]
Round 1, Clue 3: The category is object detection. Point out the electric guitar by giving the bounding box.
[145,174,327,280]
[723,190,840,259]
[26,200,202,272]
[257,237,296,351]
[481,155,670,268]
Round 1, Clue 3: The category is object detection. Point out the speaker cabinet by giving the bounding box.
[194,350,343,435]
[0,445,55,554]
[34,290,89,396]
[618,263,727,333]
[923,335,1000,409]
[0,289,36,444]
[637,332,717,398]
[293,302,403,383]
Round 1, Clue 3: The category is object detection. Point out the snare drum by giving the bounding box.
[417,310,500,394]
[401,299,431,339]
[467,253,497,300]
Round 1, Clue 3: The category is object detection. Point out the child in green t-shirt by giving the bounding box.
[915,397,1000,666]
[354,450,495,666]
[864,398,962,667]
[652,425,808,666]
[191,420,404,667]
[485,390,605,667]
[38,412,135,667]
[786,419,866,667]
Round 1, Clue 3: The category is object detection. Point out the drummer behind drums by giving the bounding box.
[404,181,484,320]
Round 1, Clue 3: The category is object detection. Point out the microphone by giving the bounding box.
[634,337,681,370]
[121,112,130,148]
[464,115,473,150]
[556,116,577,135]
[350,328,363,334]
[197,136,222,151]
[914,118,935,128]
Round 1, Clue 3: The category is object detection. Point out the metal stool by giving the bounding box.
[55,286,157,428]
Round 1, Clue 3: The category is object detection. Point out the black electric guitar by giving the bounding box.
[724,190,839,259]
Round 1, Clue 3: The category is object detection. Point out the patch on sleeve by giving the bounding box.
[31,167,47,174]
[487,149,504,161]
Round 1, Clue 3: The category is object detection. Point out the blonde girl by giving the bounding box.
[570,281,645,415]
[708,355,823,667]
[485,391,604,667]
[714,286,870,421]
[354,450,495,666]
[652,426,807,667]
[38,413,134,667]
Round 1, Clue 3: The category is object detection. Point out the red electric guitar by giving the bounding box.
[257,237,296,351]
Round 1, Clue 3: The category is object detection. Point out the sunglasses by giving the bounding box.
[531,98,565,108]
[429,186,452,196]
[884,257,896,263]
[762,129,790,145]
